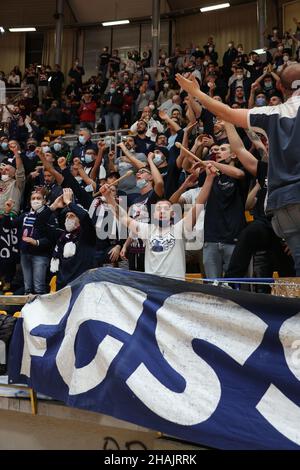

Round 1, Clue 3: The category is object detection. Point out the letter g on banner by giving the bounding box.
[56,283,146,395]
[127,293,267,426]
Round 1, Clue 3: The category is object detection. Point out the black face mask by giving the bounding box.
[154,217,174,228]
[137,129,145,135]
[28,144,36,152]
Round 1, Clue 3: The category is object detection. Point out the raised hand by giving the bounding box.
[62,188,73,205]
[57,157,67,170]
[158,109,168,121]
[206,163,218,178]
[182,173,199,189]
[4,198,15,214]
[185,121,197,134]
[97,140,107,151]
[50,194,65,211]
[175,74,198,95]
[108,150,116,161]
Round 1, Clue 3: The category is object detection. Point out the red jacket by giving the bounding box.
[78,101,97,122]
[122,94,133,112]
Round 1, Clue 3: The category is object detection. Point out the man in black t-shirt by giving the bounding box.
[224,123,294,278]
[98,46,111,79]
[203,142,248,278]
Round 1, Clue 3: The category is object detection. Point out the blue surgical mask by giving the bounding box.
[153,155,164,166]
[53,143,62,152]
[136,178,148,189]
[1,142,8,150]
[110,88,116,94]
[79,136,86,145]
[256,97,266,106]
[84,154,94,164]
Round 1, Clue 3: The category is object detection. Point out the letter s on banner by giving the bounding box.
[127,293,267,426]
[256,313,300,446]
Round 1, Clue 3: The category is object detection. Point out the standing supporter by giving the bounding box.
[71,128,98,161]
[103,164,216,280]
[50,64,64,102]
[130,106,164,142]
[68,59,85,88]
[202,143,248,278]
[37,66,49,105]
[78,92,97,131]
[224,123,294,278]
[88,184,124,267]
[120,155,164,272]
[37,188,96,290]
[133,120,152,154]
[2,191,51,294]
[102,83,123,131]
[0,145,25,290]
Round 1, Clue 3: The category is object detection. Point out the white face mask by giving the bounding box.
[65,218,78,232]
[1,174,10,182]
[84,184,94,193]
[31,200,43,211]
[236,74,243,80]
[42,146,50,153]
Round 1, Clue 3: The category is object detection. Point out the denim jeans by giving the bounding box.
[203,242,235,278]
[271,204,300,275]
[20,254,49,294]
[104,112,121,131]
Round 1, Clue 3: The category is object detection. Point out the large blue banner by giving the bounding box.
[8,268,300,449]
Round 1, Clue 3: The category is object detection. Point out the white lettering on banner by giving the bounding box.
[126,293,267,426]
[255,313,300,444]
[256,384,300,445]
[279,313,300,380]
[55,283,146,395]
[20,287,73,377]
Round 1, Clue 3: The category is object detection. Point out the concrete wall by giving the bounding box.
[0,397,203,450]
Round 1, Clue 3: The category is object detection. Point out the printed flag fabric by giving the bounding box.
[7,268,300,449]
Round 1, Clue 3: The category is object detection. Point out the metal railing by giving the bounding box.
[2,87,24,104]
[63,128,131,153]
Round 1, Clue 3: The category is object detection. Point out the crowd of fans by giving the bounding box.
[0,19,300,294]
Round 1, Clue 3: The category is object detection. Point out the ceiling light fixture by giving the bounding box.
[9,27,37,32]
[200,3,230,12]
[102,20,130,27]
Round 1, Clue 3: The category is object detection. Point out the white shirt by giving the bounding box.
[130,118,164,142]
[137,219,186,280]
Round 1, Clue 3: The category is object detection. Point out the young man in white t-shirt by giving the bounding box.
[101,165,216,280]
